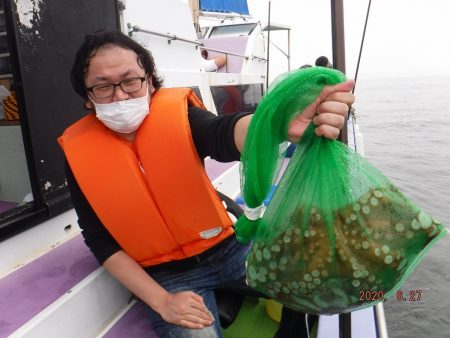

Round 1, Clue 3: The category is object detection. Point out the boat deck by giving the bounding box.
[0,157,380,338]
[0,159,269,338]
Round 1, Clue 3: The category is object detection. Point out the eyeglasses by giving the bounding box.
[86,76,147,99]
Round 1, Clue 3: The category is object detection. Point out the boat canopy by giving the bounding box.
[199,0,249,15]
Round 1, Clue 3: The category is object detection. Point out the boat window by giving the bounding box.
[209,23,257,38]
[0,0,120,239]
[0,8,34,219]
[211,83,263,116]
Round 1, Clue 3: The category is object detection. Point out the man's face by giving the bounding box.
[84,46,154,108]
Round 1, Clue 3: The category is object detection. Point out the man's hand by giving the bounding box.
[157,291,215,329]
[287,79,355,143]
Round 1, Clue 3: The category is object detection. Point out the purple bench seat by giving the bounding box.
[0,236,98,337]
[0,159,237,337]
[103,301,157,338]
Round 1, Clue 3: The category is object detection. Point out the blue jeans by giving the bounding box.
[145,236,251,338]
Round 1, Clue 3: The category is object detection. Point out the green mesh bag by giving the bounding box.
[235,67,447,314]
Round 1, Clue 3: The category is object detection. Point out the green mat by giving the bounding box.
[222,299,278,338]
[222,298,319,338]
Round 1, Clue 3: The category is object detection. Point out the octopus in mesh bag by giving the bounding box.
[245,184,445,314]
[235,67,447,314]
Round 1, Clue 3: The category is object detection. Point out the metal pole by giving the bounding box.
[330,0,348,145]
[265,0,271,90]
[331,2,351,336]
[129,25,202,46]
[287,29,291,71]
[330,0,346,73]
[339,312,352,338]
[374,303,389,338]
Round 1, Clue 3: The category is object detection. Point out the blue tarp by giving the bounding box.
[199,0,249,15]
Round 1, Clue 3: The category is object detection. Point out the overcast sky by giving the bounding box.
[247,0,450,81]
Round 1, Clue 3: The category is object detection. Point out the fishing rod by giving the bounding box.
[353,0,372,94]
[348,0,373,155]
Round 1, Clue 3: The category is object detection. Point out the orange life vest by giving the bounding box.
[58,88,234,267]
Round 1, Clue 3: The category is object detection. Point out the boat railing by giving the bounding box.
[199,46,266,73]
[199,46,246,60]
[374,302,389,338]
[128,24,266,73]
[336,303,388,338]
[200,45,266,62]
[128,24,202,47]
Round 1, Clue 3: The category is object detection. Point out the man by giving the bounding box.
[201,49,227,72]
[315,55,333,68]
[60,31,354,338]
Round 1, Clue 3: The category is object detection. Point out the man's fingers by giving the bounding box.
[324,91,355,107]
[179,319,205,329]
[320,79,355,101]
[186,308,214,322]
[313,112,345,130]
[315,124,341,139]
[178,311,214,329]
[287,78,355,142]
[187,302,213,320]
[300,79,354,121]
[185,296,214,322]
[316,101,349,118]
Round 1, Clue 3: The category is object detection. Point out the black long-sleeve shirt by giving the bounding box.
[66,106,251,265]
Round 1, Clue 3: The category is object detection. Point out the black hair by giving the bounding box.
[70,30,163,100]
[315,56,330,67]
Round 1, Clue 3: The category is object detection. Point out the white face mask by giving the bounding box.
[90,90,150,134]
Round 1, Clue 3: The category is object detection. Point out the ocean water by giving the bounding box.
[353,75,450,338]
